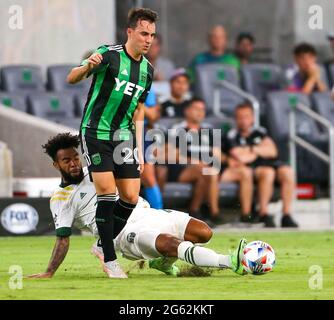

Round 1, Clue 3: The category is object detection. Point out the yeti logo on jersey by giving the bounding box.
[127,232,136,243]
[91,153,101,165]
[114,78,144,98]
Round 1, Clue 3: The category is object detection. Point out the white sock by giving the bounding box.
[177,241,231,269]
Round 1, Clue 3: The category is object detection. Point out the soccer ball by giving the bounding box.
[242,241,276,275]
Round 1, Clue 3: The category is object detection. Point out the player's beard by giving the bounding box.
[60,168,84,185]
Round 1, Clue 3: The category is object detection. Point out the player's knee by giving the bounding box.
[196,223,213,243]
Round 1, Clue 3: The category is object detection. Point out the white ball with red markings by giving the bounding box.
[242,241,276,275]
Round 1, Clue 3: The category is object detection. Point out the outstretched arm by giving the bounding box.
[67,52,103,84]
[27,236,70,278]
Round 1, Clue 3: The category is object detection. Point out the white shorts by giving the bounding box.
[114,208,192,260]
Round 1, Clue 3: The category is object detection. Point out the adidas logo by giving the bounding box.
[80,193,87,199]
[121,69,128,76]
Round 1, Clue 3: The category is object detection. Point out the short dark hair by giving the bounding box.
[294,43,317,56]
[185,97,206,109]
[127,8,159,29]
[235,101,254,114]
[42,133,80,161]
[236,32,255,44]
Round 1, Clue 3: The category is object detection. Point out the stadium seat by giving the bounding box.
[266,91,328,183]
[0,92,27,113]
[241,63,284,104]
[162,182,239,208]
[312,92,334,127]
[0,65,45,93]
[195,64,244,116]
[74,92,88,117]
[27,92,76,123]
[47,65,91,93]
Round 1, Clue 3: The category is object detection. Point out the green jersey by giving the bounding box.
[80,44,154,140]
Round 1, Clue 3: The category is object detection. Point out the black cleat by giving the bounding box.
[259,214,276,228]
[281,215,299,228]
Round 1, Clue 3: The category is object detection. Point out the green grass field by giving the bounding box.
[0,231,333,300]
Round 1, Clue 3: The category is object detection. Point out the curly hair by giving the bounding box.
[42,132,80,161]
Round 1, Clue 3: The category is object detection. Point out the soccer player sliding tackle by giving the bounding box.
[27,134,246,278]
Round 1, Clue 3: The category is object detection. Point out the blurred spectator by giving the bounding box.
[142,89,163,209]
[161,68,192,118]
[146,34,175,81]
[234,32,255,65]
[223,102,298,228]
[326,32,334,63]
[324,32,334,95]
[188,25,240,81]
[164,98,225,225]
[286,43,327,94]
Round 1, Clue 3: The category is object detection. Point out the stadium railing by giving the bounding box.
[213,79,260,127]
[289,98,334,225]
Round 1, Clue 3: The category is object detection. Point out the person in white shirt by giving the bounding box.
[27,133,246,278]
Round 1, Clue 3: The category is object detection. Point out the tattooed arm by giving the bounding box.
[27,236,70,278]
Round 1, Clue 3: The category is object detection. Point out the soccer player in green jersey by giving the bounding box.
[67,8,158,278]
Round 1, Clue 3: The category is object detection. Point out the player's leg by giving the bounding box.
[112,137,142,239]
[114,177,141,235]
[91,172,118,263]
[183,218,213,244]
[221,166,253,220]
[81,134,125,277]
[90,171,128,277]
[154,234,247,275]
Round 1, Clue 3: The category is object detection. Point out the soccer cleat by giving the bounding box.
[103,260,128,279]
[149,257,180,276]
[91,242,104,263]
[230,238,247,275]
